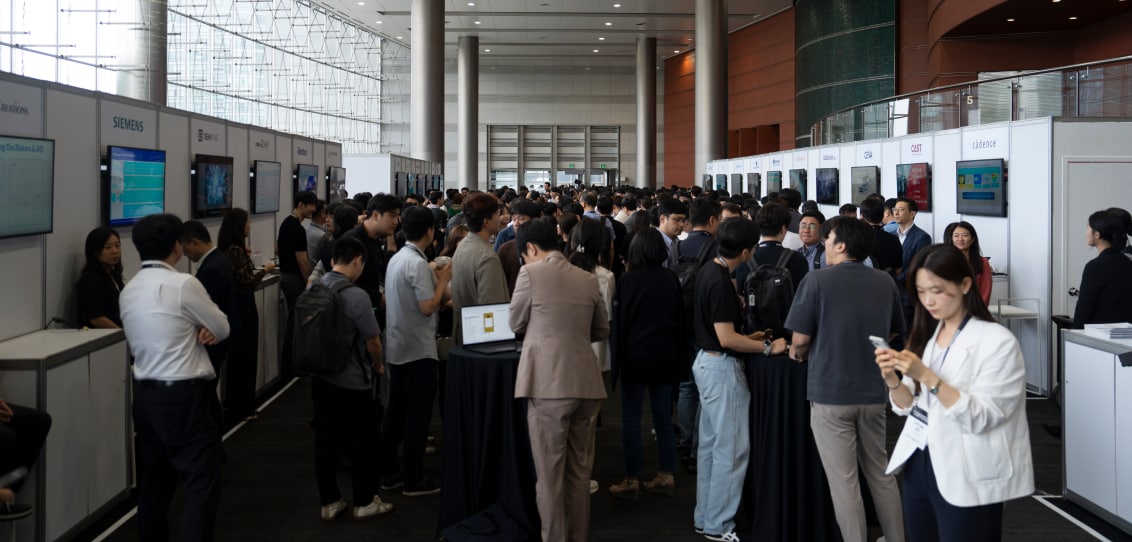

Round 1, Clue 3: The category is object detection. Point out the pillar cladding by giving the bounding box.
[636,37,657,189]
[458,36,479,190]
[411,0,444,163]
[794,0,895,147]
[694,0,727,185]
[117,0,167,104]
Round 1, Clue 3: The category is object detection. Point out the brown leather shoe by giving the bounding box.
[608,478,639,502]
[642,472,675,496]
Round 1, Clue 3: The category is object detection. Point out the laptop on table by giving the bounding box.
[462,303,522,354]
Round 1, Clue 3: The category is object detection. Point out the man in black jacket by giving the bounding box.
[182,220,235,426]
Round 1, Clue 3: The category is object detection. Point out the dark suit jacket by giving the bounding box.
[896,223,931,283]
[196,248,235,368]
[1074,247,1132,325]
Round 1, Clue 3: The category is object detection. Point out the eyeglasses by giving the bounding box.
[799,224,819,230]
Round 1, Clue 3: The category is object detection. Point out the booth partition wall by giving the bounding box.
[488,124,621,189]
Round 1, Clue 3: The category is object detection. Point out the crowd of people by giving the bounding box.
[45,180,1132,542]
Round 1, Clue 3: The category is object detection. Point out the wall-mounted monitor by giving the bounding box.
[0,135,55,239]
[105,145,166,228]
[407,173,419,195]
[747,172,761,196]
[714,174,727,191]
[191,154,234,219]
[251,160,281,215]
[816,168,839,205]
[788,169,807,200]
[701,174,712,190]
[295,163,318,195]
[850,166,879,205]
[394,172,405,196]
[728,173,741,194]
[328,166,346,204]
[956,159,1006,217]
[896,162,933,212]
[766,171,782,194]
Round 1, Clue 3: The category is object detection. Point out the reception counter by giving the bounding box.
[1063,330,1132,535]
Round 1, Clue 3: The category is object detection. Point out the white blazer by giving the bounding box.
[888,318,1035,507]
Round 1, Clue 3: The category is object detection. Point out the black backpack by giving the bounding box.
[742,250,796,335]
[293,280,356,374]
[667,236,718,314]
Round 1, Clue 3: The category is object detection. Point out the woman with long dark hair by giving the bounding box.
[218,208,274,422]
[942,221,991,305]
[875,244,1033,541]
[1072,209,1132,326]
[76,227,125,328]
[607,228,683,501]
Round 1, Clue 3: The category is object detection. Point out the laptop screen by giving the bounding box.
[461,303,516,346]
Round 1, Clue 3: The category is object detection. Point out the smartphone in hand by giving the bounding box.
[868,335,891,351]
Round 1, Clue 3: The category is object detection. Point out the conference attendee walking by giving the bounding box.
[876,244,1034,542]
[120,213,230,542]
[943,221,993,305]
[510,217,609,542]
[76,226,125,329]
[1072,209,1132,326]
[609,228,684,501]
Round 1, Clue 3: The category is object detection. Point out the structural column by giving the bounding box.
[411,0,444,164]
[635,37,657,189]
[694,0,727,183]
[458,36,479,189]
[118,0,167,104]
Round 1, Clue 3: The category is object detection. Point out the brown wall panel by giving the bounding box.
[898,0,930,94]
[927,0,1005,45]
[664,52,697,186]
[928,34,1074,87]
[1074,11,1132,63]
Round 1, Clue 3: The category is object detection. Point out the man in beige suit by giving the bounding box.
[451,192,510,346]
[510,217,609,542]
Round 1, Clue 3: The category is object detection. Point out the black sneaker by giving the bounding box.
[381,473,405,491]
[402,479,441,497]
[0,502,33,522]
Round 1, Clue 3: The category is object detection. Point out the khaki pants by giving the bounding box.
[527,398,601,542]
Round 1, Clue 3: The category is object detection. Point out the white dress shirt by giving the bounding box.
[121,260,231,381]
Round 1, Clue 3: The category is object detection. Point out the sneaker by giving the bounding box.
[704,531,740,542]
[589,480,599,495]
[353,496,394,520]
[694,526,705,534]
[381,473,404,491]
[320,499,347,522]
[402,479,441,497]
[0,502,33,522]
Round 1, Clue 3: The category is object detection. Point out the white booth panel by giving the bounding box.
[1064,340,1117,511]
[1116,360,1132,519]
[88,341,129,511]
[45,357,92,541]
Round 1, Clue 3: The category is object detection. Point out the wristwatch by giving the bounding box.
[929,378,943,395]
[763,340,773,356]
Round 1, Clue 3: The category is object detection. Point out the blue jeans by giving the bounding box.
[620,382,677,477]
[677,379,699,454]
[692,350,750,535]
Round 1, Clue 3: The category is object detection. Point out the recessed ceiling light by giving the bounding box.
[598,37,605,41]
[474,20,481,24]
[396,36,403,39]
[484,48,490,52]
[674,50,679,53]
[467,1,475,5]
[613,3,622,7]
[593,49,599,53]
[357,1,364,4]
[1052,0,1061,3]
[1006,18,1015,21]
[376,20,382,24]
[604,21,612,26]
[1069,16,1078,19]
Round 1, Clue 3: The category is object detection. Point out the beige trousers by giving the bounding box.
[527,398,601,542]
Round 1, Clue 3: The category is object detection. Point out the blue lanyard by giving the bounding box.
[926,314,972,407]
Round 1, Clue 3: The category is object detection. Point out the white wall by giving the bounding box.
[342,155,392,196]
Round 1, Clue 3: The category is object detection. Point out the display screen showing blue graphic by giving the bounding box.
[956,159,1006,217]
[107,145,166,227]
[193,154,234,218]
[296,163,318,194]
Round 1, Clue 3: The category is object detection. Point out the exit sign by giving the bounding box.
[568,163,575,168]
[600,163,606,169]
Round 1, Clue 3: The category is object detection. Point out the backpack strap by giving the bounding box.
[775,249,793,269]
[693,236,717,266]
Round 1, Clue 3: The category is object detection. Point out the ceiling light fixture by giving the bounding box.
[598,37,605,41]
[593,49,599,53]
[396,36,403,39]
[357,1,364,4]
[376,20,382,24]
[474,21,481,24]
[1052,0,1061,3]
[468,1,476,5]
[1069,16,1078,19]
[605,21,612,26]
[484,48,490,52]
[614,3,622,7]
[674,50,679,53]
[1006,18,1015,21]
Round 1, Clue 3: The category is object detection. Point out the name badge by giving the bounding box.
[906,406,929,450]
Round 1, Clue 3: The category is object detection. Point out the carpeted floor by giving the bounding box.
[91,378,1118,541]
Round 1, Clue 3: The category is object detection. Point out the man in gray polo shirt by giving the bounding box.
[785,217,906,542]
[381,206,451,497]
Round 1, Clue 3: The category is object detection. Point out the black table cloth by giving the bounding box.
[437,347,539,538]
[738,353,842,541]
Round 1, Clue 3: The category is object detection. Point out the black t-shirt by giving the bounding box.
[277,215,306,274]
[76,266,124,328]
[869,224,903,274]
[347,224,389,310]
[676,231,716,264]
[693,260,742,357]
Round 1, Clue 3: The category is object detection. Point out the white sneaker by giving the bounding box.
[704,531,740,542]
[589,480,599,495]
[320,499,347,521]
[352,496,394,520]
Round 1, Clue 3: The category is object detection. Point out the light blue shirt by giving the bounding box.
[384,243,438,364]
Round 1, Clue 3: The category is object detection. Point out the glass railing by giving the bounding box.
[809,55,1132,146]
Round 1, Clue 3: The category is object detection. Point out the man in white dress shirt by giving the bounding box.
[120,213,230,542]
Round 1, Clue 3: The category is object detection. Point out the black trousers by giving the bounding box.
[311,377,382,505]
[225,293,259,421]
[381,359,438,486]
[133,379,224,542]
[902,448,1004,542]
[279,272,305,381]
[0,403,52,493]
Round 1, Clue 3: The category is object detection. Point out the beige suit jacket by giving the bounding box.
[511,253,610,400]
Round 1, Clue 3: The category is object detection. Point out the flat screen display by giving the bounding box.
[192,154,234,218]
[0,135,54,239]
[407,173,419,195]
[956,159,1006,217]
[252,160,281,215]
[897,163,932,212]
[850,166,879,205]
[295,163,318,194]
[106,145,166,227]
[394,172,405,196]
[729,173,742,195]
[816,168,839,205]
[789,169,807,200]
[714,174,727,191]
[747,172,761,196]
[766,171,782,194]
[328,166,346,204]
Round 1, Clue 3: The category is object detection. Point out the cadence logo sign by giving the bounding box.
[113,116,144,132]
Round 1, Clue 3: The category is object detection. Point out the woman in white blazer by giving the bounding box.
[875,244,1034,542]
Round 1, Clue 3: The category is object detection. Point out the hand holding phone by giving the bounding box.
[868,335,891,351]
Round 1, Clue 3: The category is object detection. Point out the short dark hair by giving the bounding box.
[132,213,184,262]
[511,198,541,219]
[839,203,857,216]
[656,197,688,219]
[313,199,327,217]
[332,205,358,239]
[294,190,317,208]
[542,202,559,217]
[400,205,435,242]
[859,196,885,224]
[626,227,668,271]
[884,198,898,212]
[517,216,559,256]
[754,203,791,237]
[596,196,614,215]
[561,201,584,216]
[716,217,759,259]
[689,198,722,227]
[721,202,742,216]
[801,210,826,224]
[779,188,802,210]
[1090,209,1129,249]
[428,190,443,204]
[581,191,598,208]
[366,193,403,217]
[823,217,873,261]
[332,236,367,265]
[180,220,211,244]
[463,192,502,233]
[621,196,638,212]
[896,197,919,214]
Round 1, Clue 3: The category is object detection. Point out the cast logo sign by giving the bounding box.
[909,143,923,154]
[197,129,219,143]
[113,116,144,133]
[0,100,30,116]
